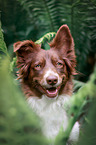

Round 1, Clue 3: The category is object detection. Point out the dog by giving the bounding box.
[14,25,79,144]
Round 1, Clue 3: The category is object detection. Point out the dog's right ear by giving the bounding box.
[13,40,41,69]
[13,40,41,79]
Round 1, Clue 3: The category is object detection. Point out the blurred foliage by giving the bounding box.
[78,97,96,145]
[0,22,9,57]
[73,80,85,92]
[0,58,48,145]
[0,27,48,145]
[55,67,96,145]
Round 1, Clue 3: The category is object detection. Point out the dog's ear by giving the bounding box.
[14,40,40,58]
[50,25,76,75]
[13,40,41,78]
[14,40,41,63]
[50,25,74,55]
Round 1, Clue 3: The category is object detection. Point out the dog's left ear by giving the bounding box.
[50,25,76,75]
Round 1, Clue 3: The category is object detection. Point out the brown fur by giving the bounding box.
[14,25,76,98]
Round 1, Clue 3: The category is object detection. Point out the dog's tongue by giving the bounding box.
[46,87,58,98]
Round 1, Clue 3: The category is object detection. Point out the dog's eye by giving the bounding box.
[34,64,41,70]
[57,62,63,68]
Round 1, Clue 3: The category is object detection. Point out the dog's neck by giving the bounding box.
[27,94,79,144]
[27,94,71,139]
[27,94,70,112]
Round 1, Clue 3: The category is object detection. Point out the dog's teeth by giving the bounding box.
[46,87,57,95]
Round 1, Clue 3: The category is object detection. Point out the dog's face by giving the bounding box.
[28,48,66,98]
[14,25,76,98]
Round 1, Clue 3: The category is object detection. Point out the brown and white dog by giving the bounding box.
[14,25,79,144]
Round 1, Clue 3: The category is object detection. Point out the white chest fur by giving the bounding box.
[27,95,79,142]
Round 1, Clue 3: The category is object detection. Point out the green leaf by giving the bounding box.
[35,32,56,44]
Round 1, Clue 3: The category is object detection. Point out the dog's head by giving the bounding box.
[14,25,76,98]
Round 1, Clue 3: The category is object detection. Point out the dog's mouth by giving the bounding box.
[36,84,61,98]
[46,86,60,98]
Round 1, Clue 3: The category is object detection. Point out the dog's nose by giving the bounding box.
[46,76,58,85]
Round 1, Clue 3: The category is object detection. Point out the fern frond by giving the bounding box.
[35,32,56,44]
[17,0,60,32]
